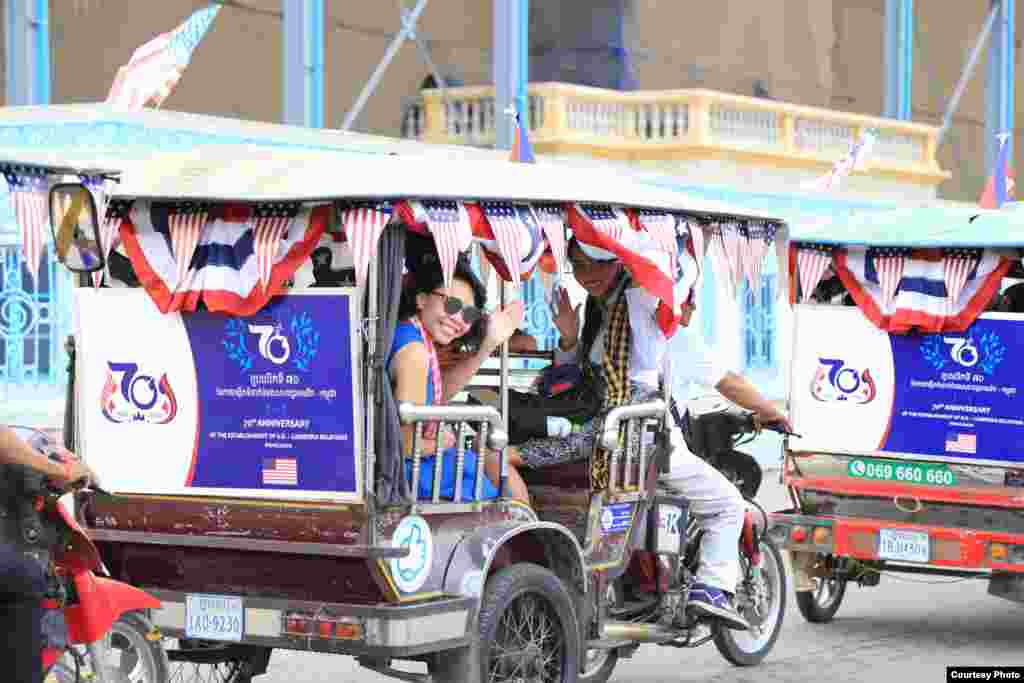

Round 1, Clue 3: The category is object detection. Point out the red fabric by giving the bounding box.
[979,165,1016,209]
[833,248,1011,333]
[466,202,541,282]
[566,204,679,337]
[64,573,161,644]
[120,204,330,316]
[393,200,431,235]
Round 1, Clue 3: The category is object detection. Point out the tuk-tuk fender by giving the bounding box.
[442,521,587,602]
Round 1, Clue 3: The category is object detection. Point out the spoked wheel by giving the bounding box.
[713,538,786,667]
[796,575,847,623]
[49,612,169,683]
[479,563,579,683]
[166,640,270,683]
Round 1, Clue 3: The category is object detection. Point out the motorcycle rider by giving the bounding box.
[508,234,790,629]
[0,425,97,682]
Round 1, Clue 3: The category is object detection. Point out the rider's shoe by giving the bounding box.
[686,583,749,630]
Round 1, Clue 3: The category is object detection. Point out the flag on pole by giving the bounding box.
[804,129,877,192]
[979,132,1016,209]
[4,172,49,280]
[106,4,221,112]
[509,110,536,163]
[341,204,391,289]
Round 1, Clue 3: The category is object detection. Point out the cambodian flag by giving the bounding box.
[979,132,1015,209]
[510,111,536,163]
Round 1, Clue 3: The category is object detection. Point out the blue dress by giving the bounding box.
[389,321,499,501]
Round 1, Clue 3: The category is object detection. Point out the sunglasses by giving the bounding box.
[431,292,482,325]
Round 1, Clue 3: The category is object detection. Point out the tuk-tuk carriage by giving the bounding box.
[9,141,790,683]
[769,205,1024,622]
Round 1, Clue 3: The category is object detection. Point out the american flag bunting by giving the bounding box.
[533,204,568,275]
[82,175,117,288]
[719,222,743,293]
[943,248,981,312]
[341,203,391,289]
[419,199,473,289]
[868,246,909,308]
[252,204,297,292]
[4,171,49,280]
[168,204,209,293]
[480,202,526,292]
[634,209,678,263]
[797,243,834,303]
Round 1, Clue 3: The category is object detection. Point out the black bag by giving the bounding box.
[505,379,603,445]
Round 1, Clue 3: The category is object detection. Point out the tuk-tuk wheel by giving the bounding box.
[432,563,580,683]
[795,576,847,623]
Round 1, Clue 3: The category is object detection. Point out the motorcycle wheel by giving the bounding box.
[712,538,786,667]
[795,576,847,623]
[165,640,271,683]
[52,612,169,683]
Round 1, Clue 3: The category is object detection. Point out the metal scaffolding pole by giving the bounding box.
[494,0,528,150]
[5,0,49,105]
[937,1,1000,146]
[985,0,1016,173]
[282,0,325,128]
[884,0,914,119]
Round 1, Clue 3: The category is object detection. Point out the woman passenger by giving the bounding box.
[388,256,530,503]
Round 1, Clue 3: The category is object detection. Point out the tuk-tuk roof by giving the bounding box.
[111,147,786,222]
[788,204,1024,248]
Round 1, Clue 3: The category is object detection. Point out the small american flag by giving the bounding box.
[106,5,221,112]
[708,224,736,299]
[579,204,628,245]
[341,203,391,289]
[741,222,775,301]
[806,129,877,192]
[533,204,568,274]
[168,204,209,293]
[870,246,910,309]
[634,209,678,262]
[945,432,977,455]
[718,222,743,293]
[4,172,48,280]
[252,203,296,292]
[796,243,834,303]
[262,457,298,486]
[421,200,473,289]
[943,248,981,313]
[481,202,526,292]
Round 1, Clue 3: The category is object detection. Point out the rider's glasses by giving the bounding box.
[431,292,482,325]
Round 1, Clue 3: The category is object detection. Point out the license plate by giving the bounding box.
[185,594,244,642]
[877,529,930,563]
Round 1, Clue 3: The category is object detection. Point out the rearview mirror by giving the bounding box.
[49,183,104,274]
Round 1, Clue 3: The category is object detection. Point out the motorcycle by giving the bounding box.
[2,427,167,683]
[578,398,789,683]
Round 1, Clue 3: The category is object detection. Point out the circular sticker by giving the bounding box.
[389,515,434,594]
[601,508,614,532]
[848,459,867,477]
[460,569,484,597]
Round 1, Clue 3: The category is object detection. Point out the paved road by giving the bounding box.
[240,472,1024,683]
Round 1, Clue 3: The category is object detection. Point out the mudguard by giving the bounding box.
[64,572,161,644]
[442,521,587,605]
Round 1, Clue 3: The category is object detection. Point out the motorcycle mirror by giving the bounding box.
[49,183,105,274]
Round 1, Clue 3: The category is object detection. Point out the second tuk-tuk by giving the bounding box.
[769,205,1024,623]
[9,115,792,683]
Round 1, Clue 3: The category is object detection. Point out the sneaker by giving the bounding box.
[686,583,750,630]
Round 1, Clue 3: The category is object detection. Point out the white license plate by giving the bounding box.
[185,594,244,642]
[877,529,929,564]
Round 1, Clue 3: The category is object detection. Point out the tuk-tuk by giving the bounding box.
[769,205,1024,622]
[7,130,790,683]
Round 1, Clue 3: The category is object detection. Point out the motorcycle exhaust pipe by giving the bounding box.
[600,620,679,643]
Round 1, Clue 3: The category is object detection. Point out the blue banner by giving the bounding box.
[882,317,1023,464]
[183,293,358,493]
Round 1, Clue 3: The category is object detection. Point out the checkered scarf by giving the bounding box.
[579,273,633,410]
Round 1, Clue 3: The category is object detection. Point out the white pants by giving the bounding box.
[658,439,745,592]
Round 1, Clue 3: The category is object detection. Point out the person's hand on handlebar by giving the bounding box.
[49,451,100,491]
[756,409,794,436]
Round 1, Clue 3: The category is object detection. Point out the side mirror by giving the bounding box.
[49,183,104,274]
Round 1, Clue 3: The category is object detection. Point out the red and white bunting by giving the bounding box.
[533,205,568,276]
[418,200,473,289]
[83,177,117,288]
[252,207,294,291]
[635,211,678,263]
[5,173,49,280]
[481,203,525,293]
[341,205,390,289]
[873,250,906,308]
[710,228,736,300]
[797,245,833,303]
[719,223,743,294]
[168,207,208,292]
[943,249,979,312]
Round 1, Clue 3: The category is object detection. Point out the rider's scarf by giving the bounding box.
[579,273,633,410]
[412,316,444,440]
